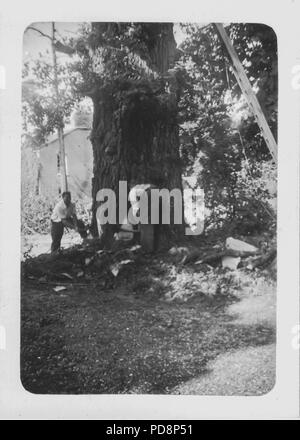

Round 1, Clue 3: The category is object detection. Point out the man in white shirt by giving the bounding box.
[50,191,87,253]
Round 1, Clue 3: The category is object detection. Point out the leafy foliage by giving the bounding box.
[22,53,80,145]
[178,23,277,233]
[21,145,50,235]
[21,193,53,235]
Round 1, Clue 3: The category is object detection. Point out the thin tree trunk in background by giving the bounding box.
[51,22,68,193]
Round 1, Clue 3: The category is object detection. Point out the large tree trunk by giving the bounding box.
[88,23,183,247]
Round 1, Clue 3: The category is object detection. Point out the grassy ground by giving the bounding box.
[21,249,276,395]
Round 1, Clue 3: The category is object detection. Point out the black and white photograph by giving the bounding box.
[0,0,299,421]
[21,20,278,395]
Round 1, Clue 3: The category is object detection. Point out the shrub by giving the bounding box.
[21,192,92,236]
[21,193,54,235]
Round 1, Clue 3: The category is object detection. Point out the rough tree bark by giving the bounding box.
[88,23,184,247]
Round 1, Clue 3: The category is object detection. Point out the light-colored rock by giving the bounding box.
[222,255,241,270]
[225,237,258,254]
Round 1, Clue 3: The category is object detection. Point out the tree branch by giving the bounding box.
[26,26,53,41]
[26,26,76,56]
[54,40,76,56]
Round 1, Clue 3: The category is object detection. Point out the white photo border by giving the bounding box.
[0,0,299,420]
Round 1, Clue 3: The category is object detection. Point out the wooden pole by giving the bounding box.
[51,22,68,192]
[214,23,277,163]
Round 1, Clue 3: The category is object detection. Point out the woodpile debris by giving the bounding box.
[22,239,142,285]
[169,236,276,273]
[22,234,276,291]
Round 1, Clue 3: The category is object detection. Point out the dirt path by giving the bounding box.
[22,231,82,258]
[172,272,276,395]
[172,344,275,395]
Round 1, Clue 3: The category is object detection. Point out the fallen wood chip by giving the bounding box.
[61,272,73,280]
[119,259,133,265]
[53,286,67,292]
[129,245,141,252]
[110,259,134,277]
[110,265,119,277]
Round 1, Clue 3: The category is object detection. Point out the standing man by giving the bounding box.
[50,191,87,253]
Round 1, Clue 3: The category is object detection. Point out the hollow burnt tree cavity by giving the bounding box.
[82,23,184,246]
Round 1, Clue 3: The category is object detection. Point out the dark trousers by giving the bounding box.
[51,219,87,253]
